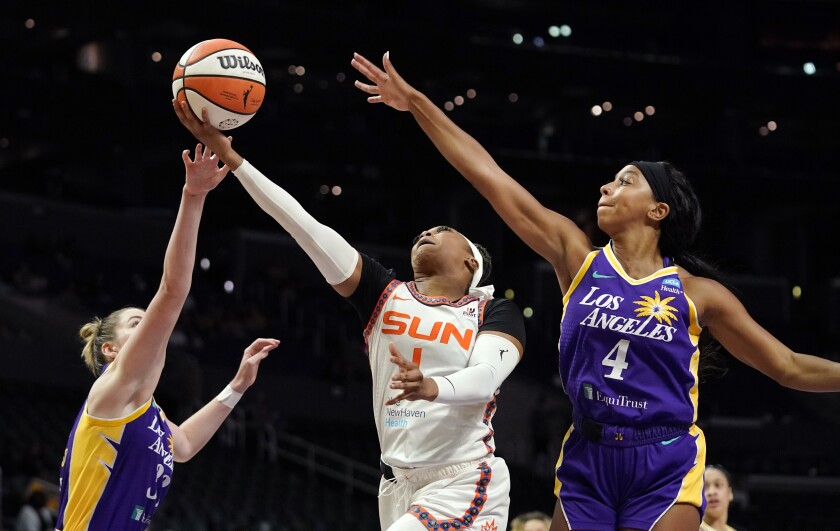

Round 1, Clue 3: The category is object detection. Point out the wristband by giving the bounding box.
[215,384,243,409]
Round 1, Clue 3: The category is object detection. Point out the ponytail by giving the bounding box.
[78,308,133,377]
[657,162,730,381]
[79,318,105,376]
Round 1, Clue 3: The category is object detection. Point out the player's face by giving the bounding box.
[702,468,733,518]
[110,308,146,357]
[522,520,550,531]
[411,225,473,271]
[596,165,661,233]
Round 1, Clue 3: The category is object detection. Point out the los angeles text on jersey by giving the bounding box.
[577,287,677,342]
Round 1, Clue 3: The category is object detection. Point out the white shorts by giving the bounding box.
[378,455,510,531]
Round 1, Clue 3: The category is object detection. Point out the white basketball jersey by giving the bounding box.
[364,280,497,468]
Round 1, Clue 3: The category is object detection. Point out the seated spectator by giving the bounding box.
[15,490,53,531]
[701,464,747,531]
[511,510,551,531]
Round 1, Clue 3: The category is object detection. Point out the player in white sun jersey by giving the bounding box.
[174,100,527,531]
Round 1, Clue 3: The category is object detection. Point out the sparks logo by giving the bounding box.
[633,291,678,325]
[480,520,498,531]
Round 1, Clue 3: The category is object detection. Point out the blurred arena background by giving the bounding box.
[2,0,840,529]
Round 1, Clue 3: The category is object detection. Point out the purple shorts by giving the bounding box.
[554,421,706,531]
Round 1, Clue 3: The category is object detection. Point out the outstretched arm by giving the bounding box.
[88,144,227,418]
[351,52,592,292]
[172,100,362,297]
[697,278,840,392]
[169,338,278,462]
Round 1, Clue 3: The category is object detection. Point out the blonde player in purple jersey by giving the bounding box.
[55,142,279,531]
[351,51,840,531]
[173,99,527,531]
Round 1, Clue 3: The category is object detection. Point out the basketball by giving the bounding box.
[172,38,266,130]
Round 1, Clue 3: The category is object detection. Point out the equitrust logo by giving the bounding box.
[582,383,648,410]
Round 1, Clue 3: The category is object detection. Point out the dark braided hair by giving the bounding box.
[657,162,729,380]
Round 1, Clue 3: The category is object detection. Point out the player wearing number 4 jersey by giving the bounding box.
[173,101,526,531]
[350,51,840,531]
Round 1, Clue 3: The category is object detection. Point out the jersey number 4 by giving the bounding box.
[602,339,630,380]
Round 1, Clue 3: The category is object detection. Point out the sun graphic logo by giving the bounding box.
[633,291,678,325]
[480,520,498,531]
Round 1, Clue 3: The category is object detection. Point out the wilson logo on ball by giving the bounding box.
[216,55,265,77]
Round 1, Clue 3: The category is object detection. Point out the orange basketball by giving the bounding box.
[172,38,266,130]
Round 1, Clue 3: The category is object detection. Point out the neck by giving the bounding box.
[703,513,729,530]
[609,230,666,279]
[413,273,469,301]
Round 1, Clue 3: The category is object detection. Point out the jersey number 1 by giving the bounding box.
[602,339,630,380]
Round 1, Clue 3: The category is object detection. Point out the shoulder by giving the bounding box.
[480,297,526,345]
[483,297,521,318]
[680,271,753,329]
[681,270,735,312]
[359,252,398,280]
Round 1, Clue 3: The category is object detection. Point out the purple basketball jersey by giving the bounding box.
[559,244,702,426]
[56,398,174,530]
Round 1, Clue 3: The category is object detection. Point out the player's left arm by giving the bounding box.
[168,338,279,462]
[696,277,840,392]
[387,299,526,405]
[429,331,523,405]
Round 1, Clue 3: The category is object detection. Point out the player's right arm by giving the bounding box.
[88,144,227,418]
[172,100,362,297]
[351,53,592,292]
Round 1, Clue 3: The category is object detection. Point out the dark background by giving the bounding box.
[2,1,840,529]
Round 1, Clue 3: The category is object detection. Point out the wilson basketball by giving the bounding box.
[172,39,266,130]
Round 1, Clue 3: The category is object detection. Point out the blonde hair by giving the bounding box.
[510,511,552,531]
[79,307,133,376]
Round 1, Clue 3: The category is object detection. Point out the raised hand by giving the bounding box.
[182,142,229,195]
[173,99,233,157]
[230,338,280,392]
[351,52,416,112]
[386,341,439,405]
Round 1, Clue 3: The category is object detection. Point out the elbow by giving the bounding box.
[476,383,498,404]
[767,358,806,391]
[158,276,190,301]
[174,449,196,463]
